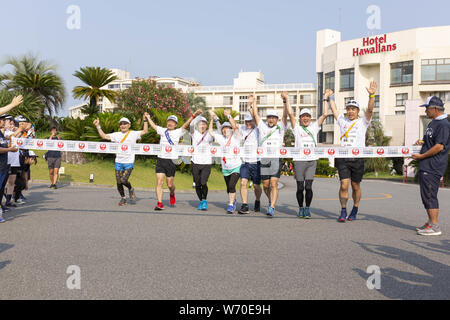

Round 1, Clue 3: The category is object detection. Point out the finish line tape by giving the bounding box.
[13,138,421,159]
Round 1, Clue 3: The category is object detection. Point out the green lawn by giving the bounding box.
[363,172,404,181]
[31,150,226,190]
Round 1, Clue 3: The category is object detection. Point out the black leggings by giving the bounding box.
[296,180,314,208]
[224,173,240,194]
[192,164,212,201]
[115,169,133,198]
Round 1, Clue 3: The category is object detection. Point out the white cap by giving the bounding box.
[167,115,178,123]
[119,117,131,124]
[345,100,360,109]
[244,113,253,121]
[266,110,279,118]
[28,151,36,157]
[198,116,207,123]
[221,122,232,129]
[299,108,312,116]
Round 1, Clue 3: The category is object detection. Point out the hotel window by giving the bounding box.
[374,95,380,109]
[239,96,248,122]
[391,61,413,85]
[257,95,267,105]
[340,68,354,90]
[396,93,408,106]
[430,91,450,102]
[325,115,334,124]
[288,94,297,105]
[122,83,132,89]
[223,96,233,105]
[395,111,405,115]
[108,84,120,89]
[300,94,311,104]
[324,72,335,91]
[258,108,267,118]
[421,59,450,82]
[373,112,380,120]
[344,97,354,106]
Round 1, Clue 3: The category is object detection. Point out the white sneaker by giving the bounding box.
[15,199,26,205]
[417,225,442,236]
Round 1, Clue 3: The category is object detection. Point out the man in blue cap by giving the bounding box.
[412,96,450,236]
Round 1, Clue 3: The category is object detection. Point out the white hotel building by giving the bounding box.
[316,25,450,146]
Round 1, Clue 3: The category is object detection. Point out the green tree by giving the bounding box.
[365,120,393,174]
[186,92,208,119]
[0,54,66,116]
[0,89,43,123]
[212,108,240,124]
[72,67,118,115]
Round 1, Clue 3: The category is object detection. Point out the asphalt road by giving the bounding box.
[0,176,449,300]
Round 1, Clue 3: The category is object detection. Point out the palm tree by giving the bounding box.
[0,54,66,116]
[186,92,208,121]
[72,67,119,114]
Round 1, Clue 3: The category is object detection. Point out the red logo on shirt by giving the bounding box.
[188,147,195,154]
[100,144,107,151]
[78,143,85,150]
[121,145,128,152]
[328,148,335,156]
[303,148,311,156]
[37,140,44,147]
[352,148,360,156]
[165,146,172,153]
[233,147,240,155]
[402,147,410,155]
[16,139,23,146]
[257,148,264,155]
[280,148,287,156]
[210,147,217,155]
[143,145,150,153]
[58,142,64,148]
[377,148,385,155]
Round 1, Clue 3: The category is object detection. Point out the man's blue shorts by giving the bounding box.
[115,162,134,171]
[240,162,261,185]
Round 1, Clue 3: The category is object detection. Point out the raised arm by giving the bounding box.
[248,95,261,125]
[181,109,202,132]
[146,113,159,132]
[318,89,332,126]
[141,112,150,136]
[281,91,295,129]
[326,90,339,121]
[0,95,23,115]
[208,111,216,138]
[93,118,111,141]
[365,81,377,122]
[224,109,239,134]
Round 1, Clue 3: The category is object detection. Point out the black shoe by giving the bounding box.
[53,185,58,189]
[5,201,17,208]
[254,200,261,212]
[238,204,250,215]
[48,184,53,188]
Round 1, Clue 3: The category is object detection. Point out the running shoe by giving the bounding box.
[416,222,430,231]
[2,205,9,213]
[20,194,27,201]
[347,207,358,221]
[129,188,136,202]
[15,198,25,205]
[226,204,234,214]
[267,206,274,218]
[304,207,311,219]
[5,202,17,208]
[0,217,5,223]
[417,225,442,236]
[197,201,204,210]
[51,185,58,190]
[48,184,53,189]
[338,208,347,223]
[154,202,164,211]
[254,200,261,212]
[201,200,208,211]
[297,207,305,218]
[238,204,250,215]
[169,193,176,206]
[119,198,127,206]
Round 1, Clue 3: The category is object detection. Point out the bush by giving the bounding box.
[316,158,337,177]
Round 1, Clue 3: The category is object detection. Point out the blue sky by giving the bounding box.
[1,0,449,115]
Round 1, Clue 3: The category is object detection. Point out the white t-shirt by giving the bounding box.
[337,115,371,147]
[5,129,20,167]
[191,130,213,164]
[109,130,142,164]
[215,133,242,170]
[156,126,185,159]
[257,120,286,148]
[239,125,260,163]
[291,122,321,161]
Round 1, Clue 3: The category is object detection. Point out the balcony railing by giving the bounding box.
[190,83,315,92]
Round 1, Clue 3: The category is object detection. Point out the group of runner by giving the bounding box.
[0,95,38,223]
[93,82,380,221]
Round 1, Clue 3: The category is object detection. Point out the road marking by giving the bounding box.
[316,193,392,201]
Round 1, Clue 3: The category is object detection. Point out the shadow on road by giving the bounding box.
[353,241,450,299]
[0,243,14,271]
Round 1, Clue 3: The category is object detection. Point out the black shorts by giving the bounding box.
[192,163,212,186]
[419,171,441,210]
[155,158,177,178]
[8,166,20,175]
[335,158,365,183]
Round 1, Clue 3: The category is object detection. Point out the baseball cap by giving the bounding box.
[221,122,232,129]
[266,110,279,118]
[345,100,360,109]
[244,113,253,121]
[167,115,178,123]
[197,116,207,123]
[28,151,37,157]
[419,96,444,109]
[0,114,9,119]
[14,115,28,122]
[299,108,312,117]
[119,117,131,124]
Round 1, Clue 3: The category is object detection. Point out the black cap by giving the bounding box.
[419,96,444,108]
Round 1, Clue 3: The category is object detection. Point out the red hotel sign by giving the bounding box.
[352,34,397,57]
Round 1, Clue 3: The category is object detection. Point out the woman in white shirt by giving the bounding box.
[94,114,149,206]
[208,109,241,214]
[189,113,214,211]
